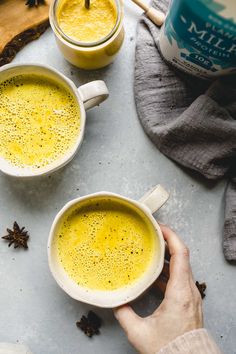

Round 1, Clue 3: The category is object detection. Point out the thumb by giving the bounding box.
[114,305,142,333]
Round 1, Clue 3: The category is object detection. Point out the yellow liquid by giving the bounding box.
[57,0,117,43]
[56,197,158,291]
[0,74,80,169]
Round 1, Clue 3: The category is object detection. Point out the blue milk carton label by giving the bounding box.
[158,0,236,79]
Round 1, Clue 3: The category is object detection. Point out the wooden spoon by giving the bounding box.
[131,0,166,26]
[85,0,90,9]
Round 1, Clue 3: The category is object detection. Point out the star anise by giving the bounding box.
[195,281,207,299]
[2,222,29,249]
[25,0,45,7]
[76,311,102,338]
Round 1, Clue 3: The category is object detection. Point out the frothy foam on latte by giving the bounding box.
[56,197,159,291]
[0,74,80,170]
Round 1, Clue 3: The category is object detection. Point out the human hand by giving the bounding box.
[114,225,203,354]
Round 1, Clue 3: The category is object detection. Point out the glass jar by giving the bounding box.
[50,0,125,70]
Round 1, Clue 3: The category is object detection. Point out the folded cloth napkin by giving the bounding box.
[134,0,236,261]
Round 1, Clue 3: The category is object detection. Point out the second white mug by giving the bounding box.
[0,63,109,178]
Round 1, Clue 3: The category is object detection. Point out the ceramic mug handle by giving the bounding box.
[78,80,109,110]
[139,185,169,213]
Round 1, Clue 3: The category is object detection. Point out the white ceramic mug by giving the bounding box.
[0,63,109,177]
[48,185,169,308]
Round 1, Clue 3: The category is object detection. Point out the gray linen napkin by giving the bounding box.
[134,0,236,261]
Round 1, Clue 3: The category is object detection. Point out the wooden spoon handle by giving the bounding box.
[131,0,149,12]
[130,0,166,26]
[85,0,90,9]
[146,7,166,26]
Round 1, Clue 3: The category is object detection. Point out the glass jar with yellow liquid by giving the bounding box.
[50,0,124,70]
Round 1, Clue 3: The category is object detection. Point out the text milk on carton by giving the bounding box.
[158,0,236,79]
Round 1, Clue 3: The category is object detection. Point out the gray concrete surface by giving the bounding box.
[0,3,235,354]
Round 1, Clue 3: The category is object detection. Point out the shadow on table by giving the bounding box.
[75,287,163,322]
[1,164,68,210]
[172,160,221,190]
[69,63,113,86]
[132,286,163,317]
[64,283,163,334]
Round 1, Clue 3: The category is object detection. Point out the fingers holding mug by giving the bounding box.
[159,225,194,290]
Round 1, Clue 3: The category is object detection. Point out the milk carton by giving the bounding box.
[158,0,236,79]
